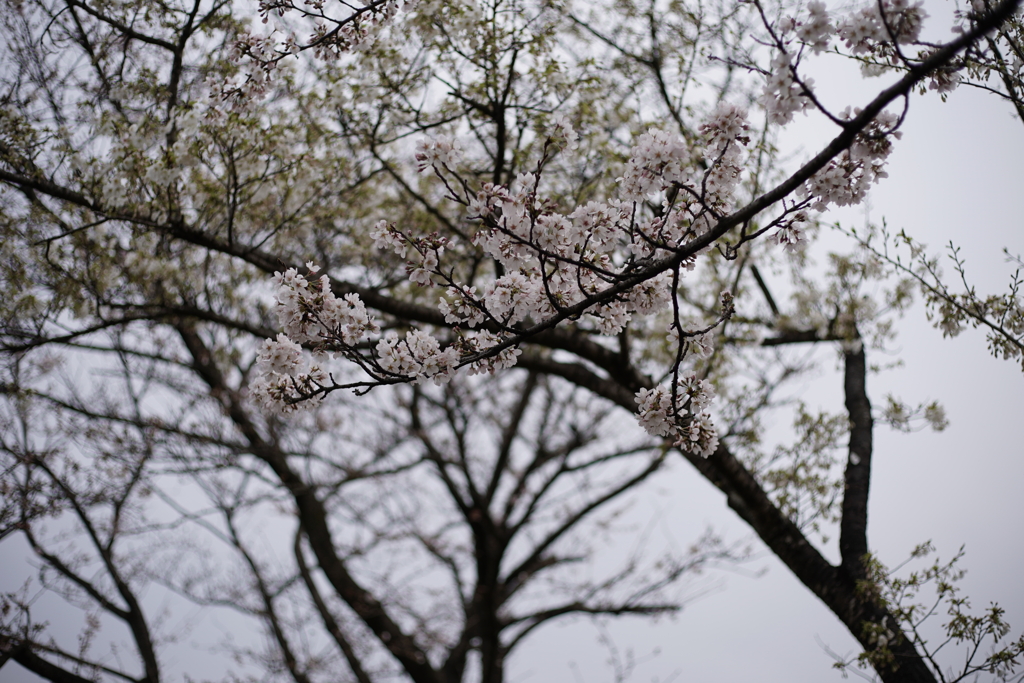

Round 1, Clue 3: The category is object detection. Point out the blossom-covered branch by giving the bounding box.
[253,0,1021,460]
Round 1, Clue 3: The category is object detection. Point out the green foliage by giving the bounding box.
[839,545,1024,682]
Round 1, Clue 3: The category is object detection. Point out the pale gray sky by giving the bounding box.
[3,1,1022,681]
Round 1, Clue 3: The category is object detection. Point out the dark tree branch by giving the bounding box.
[293,530,374,683]
[4,642,109,683]
[62,0,177,51]
[25,462,161,683]
[749,264,781,317]
[175,323,442,683]
[840,342,873,581]
[486,371,538,502]
[223,512,311,683]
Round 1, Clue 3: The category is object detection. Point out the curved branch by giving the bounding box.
[175,324,441,683]
[293,531,374,683]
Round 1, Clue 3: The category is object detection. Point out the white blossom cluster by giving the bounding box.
[635,374,719,457]
[251,0,964,447]
[925,60,963,94]
[776,0,929,59]
[251,264,380,411]
[796,1,833,54]
[549,114,580,150]
[373,328,523,383]
[254,111,748,439]
[763,0,944,128]
[617,128,695,200]
[223,1,409,102]
[252,260,530,411]
[770,212,810,253]
[760,51,815,125]
[377,107,750,345]
[799,110,902,211]
[415,136,465,172]
[274,264,380,346]
[223,31,282,102]
[376,330,459,382]
[700,102,752,201]
[251,334,330,413]
[458,331,524,375]
[835,0,927,55]
[752,0,944,240]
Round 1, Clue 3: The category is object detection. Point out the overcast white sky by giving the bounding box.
[2,1,1022,682]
